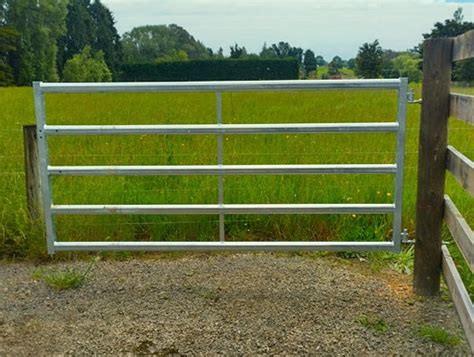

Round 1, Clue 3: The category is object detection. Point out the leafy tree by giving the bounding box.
[57,0,95,74]
[420,7,474,82]
[347,58,355,70]
[422,7,472,41]
[260,42,304,63]
[289,47,303,63]
[355,40,383,78]
[62,45,111,82]
[5,0,68,85]
[392,54,422,82]
[328,56,343,76]
[230,43,247,59]
[315,55,326,66]
[303,49,317,77]
[90,0,122,78]
[259,43,277,59]
[453,59,474,82]
[155,49,188,63]
[122,24,209,63]
[0,26,18,85]
[271,42,292,58]
[57,0,121,79]
[216,47,224,59]
[0,0,6,25]
[381,50,402,78]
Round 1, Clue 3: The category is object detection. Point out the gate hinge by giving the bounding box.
[407,90,422,104]
[401,229,414,244]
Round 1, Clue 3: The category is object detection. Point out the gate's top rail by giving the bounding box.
[38,79,402,93]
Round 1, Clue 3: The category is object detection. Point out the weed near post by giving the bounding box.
[32,258,97,290]
[416,324,461,346]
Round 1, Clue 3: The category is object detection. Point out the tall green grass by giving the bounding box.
[0,85,472,270]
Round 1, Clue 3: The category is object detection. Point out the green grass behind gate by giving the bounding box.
[0,85,472,273]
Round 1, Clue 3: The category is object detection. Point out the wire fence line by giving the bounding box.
[0,151,428,160]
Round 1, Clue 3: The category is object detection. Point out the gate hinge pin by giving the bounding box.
[407,90,422,104]
[401,229,414,244]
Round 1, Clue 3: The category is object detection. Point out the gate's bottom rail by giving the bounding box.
[53,241,396,252]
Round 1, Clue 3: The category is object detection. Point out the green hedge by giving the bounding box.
[119,59,299,81]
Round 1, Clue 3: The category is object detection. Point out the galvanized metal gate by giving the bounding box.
[34,78,408,254]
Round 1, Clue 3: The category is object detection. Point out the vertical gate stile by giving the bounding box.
[33,82,56,254]
[216,92,225,242]
[393,78,408,252]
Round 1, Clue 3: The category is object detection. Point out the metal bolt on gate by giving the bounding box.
[33,78,408,254]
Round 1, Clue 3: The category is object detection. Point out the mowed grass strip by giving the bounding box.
[0,85,472,266]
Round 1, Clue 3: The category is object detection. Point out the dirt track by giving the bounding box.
[0,253,469,355]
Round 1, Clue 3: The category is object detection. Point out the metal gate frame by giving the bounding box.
[33,78,408,254]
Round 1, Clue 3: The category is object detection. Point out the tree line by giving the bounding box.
[0,2,472,85]
[354,8,474,82]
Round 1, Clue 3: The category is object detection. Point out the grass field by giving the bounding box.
[0,84,472,283]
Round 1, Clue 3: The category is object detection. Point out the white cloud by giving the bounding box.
[102,0,474,59]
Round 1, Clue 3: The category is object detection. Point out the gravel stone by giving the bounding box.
[0,253,469,355]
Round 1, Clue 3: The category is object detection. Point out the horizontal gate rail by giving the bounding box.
[50,203,396,215]
[452,29,474,62]
[450,93,474,126]
[38,79,401,93]
[442,245,474,347]
[53,241,395,252]
[444,195,474,271]
[43,122,399,135]
[33,78,408,254]
[48,164,397,176]
[447,146,474,197]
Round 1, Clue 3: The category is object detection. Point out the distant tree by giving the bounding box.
[260,41,304,63]
[422,7,472,41]
[328,56,343,76]
[62,45,111,82]
[0,26,18,85]
[0,0,6,24]
[289,47,303,63]
[216,47,224,59]
[57,0,95,74]
[122,24,209,63]
[57,0,121,78]
[259,42,277,59]
[303,49,317,77]
[271,42,292,58]
[420,7,474,81]
[315,55,326,66]
[155,49,188,63]
[230,43,247,59]
[392,53,422,82]
[381,50,402,78]
[347,58,355,70]
[453,59,474,82]
[5,0,68,85]
[90,0,122,78]
[355,40,383,78]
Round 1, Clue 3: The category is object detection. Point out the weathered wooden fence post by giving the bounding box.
[23,124,42,220]
[413,37,453,296]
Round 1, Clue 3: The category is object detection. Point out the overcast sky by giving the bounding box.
[102,0,474,59]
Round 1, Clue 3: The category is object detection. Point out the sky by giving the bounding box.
[102,0,474,60]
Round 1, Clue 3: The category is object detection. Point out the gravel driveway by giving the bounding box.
[0,253,469,355]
